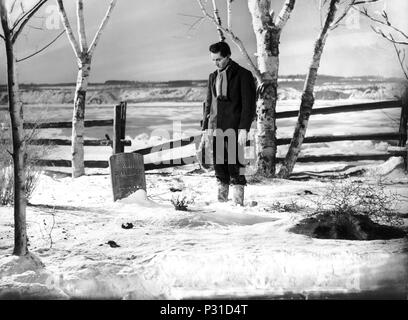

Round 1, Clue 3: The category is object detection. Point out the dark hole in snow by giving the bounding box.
[297,190,315,195]
[106,240,120,248]
[121,222,134,229]
[290,212,407,240]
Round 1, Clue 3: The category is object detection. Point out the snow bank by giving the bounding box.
[0,253,44,277]
[368,156,406,176]
[0,253,69,299]
[0,158,407,299]
[364,157,408,185]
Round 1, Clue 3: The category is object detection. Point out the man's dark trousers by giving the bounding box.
[212,134,246,186]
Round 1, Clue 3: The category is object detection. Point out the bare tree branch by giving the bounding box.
[0,1,11,39]
[77,0,88,52]
[357,6,408,40]
[177,13,203,18]
[354,2,408,80]
[211,0,225,41]
[371,25,408,45]
[10,0,18,14]
[185,17,204,34]
[10,2,26,29]
[329,0,382,31]
[319,0,324,29]
[276,0,296,30]
[196,0,261,82]
[392,41,408,80]
[88,0,117,56]
[12,0,48,43]
[13,6,28,28]
[353,0,379,4]
[177,12,205,36]
[56,0,81,59]
[330,0,353,30]
[227,0,232,30]
[16,29,65,62]
[27,24,43,30]
[0,33,4,41]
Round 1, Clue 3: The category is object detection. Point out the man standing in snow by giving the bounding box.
[202,41,256,206]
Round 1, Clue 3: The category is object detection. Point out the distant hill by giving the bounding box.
[0,75,405,105]
[0,74,404,88]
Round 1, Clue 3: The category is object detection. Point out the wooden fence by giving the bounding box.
[133,99,407,170]
[1,99,406,171]
[1,101,130,168]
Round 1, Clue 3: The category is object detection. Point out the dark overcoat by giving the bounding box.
[202,60,256,132]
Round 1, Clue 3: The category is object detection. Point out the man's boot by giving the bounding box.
[217,181,229,202]
[232,184,244,206]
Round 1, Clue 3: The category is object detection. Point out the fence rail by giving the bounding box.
[131,99,406,171]
[0,138,132,147]
[23,119,114,129]
[133,135,200,156]
[1,102,130,169]
[275,100,401,119]
[2,99,405,172]
[34,159,109,168]
[34,152,407,170]
[276,132,399,145]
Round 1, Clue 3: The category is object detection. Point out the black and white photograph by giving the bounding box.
[0,0,407,305]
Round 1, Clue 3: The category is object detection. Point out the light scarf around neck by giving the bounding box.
[216,65,229,98]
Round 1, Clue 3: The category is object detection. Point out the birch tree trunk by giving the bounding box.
[249,0,281,177]
[72,55,91,177]
[57,0,117,178]
[278,0,339,178]
[255,80,278,177]
[0,3,28,256]
[196,0,295,177]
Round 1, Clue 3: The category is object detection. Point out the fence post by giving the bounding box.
[113,101,127,154]
[400,88,408,171]
[399,89,408,148]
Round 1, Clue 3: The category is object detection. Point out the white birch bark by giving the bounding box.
[77,0,88,52]
[227,0,232,30]
[248,0,295,177]
[278,0,339,178]
[71,57,91,178]
[56,0,81,59]
[211,0,225,41]
[56,0,116,177]
[197,0,295,177]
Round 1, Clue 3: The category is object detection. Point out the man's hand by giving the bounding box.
[201,129,210,147]
[238,129,247,146]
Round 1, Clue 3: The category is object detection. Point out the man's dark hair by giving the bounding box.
[209,42,231,57]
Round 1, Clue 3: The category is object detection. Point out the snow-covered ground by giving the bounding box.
[0,157,407,299]
[1,92,407,299]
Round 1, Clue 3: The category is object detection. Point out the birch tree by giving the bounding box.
[55,0,117,178]
[277,0,374,178]
[0,0,49,256]
[197,0,296,177]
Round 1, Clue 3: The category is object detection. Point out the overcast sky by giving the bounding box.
[0,0,407,84]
